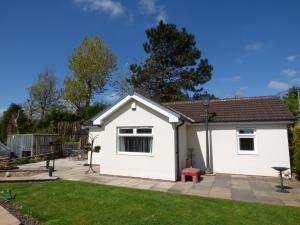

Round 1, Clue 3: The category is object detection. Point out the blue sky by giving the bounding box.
[1,0,300,113]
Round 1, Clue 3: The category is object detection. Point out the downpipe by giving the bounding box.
[176,119,185,181]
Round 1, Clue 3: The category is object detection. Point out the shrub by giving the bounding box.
[292,123,300,179]
[10,158,36,166]
[1,189,16,202]
[0,165,18,170]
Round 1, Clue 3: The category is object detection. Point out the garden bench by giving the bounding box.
[181,168,201,183]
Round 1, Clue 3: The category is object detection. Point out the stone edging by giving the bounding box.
[0,200,41,225]
[0,177,59,183]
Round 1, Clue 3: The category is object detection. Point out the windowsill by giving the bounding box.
[117,151,154,157]
[237,151,258,155]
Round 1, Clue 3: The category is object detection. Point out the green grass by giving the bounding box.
[0,180,300,225]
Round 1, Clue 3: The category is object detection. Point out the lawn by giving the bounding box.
[0,180,300,225]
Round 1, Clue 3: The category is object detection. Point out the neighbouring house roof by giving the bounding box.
[92,92,181,125]
[163,96,295,123]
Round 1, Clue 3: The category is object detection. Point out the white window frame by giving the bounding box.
[117,127,153,156]
[236,128,257,155]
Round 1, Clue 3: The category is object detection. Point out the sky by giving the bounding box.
[1,0,300,114]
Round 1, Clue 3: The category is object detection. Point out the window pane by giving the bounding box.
[239,138,254,151]
[238,128,254,134]
[137,128,152,134]
[119,128,133,134]
[119,136,152,153]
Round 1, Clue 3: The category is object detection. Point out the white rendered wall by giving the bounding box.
[89,100,177,181]
[87,151,101,165]
[187,124,291,177]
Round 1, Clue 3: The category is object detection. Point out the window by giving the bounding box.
[237,128,257,154]
[137,128,152,134]
[118,127,153,154]
[119,128,133,134]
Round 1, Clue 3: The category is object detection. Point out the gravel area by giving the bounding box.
[0,200,40,225]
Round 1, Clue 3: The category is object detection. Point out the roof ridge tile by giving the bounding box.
[162,95,278,105]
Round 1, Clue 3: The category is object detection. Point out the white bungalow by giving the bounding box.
[87,93,294,181]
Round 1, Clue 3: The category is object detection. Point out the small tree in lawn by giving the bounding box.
[86,134,99,173]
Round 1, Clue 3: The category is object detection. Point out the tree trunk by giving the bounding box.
[85,96,90,107]
[85,82,93,107]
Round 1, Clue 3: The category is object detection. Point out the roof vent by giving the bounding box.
[131,102,136,111]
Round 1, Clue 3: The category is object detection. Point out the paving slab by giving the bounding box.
[168,182,193,194]
[274,192,300,201]
[106,178,128,186]
[200,176,215,182]
[209,191,231,199]
[282,200,300,207]
[256,195,284,205]
[214,181,231,188]
[231,188,256,202]
[231,178,249,186]
[215,174,231,181]
[249,181,273,191]
[151,182,174,192]
[232,184,252,190]
[134,181,157,190]
[214,175,231,187]
[0,205,20,225]
[210,186,230,193]
[186,188,210,197]
[253,190,273,197]
[90,176,115,184]
[231,174,248,179]
[191,183,212,191]
[196,180,214,187]
[119,179,144,187]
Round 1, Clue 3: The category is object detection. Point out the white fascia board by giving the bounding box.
[132,93,180,123]
[188,121,294,126]
[93,95,131,125]
[93,93,180,125]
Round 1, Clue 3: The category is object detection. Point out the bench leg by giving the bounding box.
[192,175,198,183]
[181,175,186,182]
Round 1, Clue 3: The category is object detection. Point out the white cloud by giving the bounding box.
[73,0,125,17]
[138,0,167,22]
[214,75,241,82]
[291,77,300,83]
[232,75,241,81]
[280,68,299,78]
[233,86,248,97]
[287,54,298,62]
[244,42,264,52]
[156,5,167,22]
[236,41,265,64]
[139,0,156,14]
[268,81,289,91]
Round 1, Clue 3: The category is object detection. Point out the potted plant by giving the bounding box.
[94,146,101,153]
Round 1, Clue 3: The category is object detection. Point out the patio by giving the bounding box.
[19,158,300,207]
